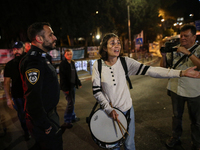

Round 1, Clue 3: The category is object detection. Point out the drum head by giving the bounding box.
[90,108,127,144]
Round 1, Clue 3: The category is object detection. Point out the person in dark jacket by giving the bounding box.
[59,49,82,129]
[4,41,30,140]
[19,22,63,150]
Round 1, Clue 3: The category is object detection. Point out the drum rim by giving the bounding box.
[89,107,128,145]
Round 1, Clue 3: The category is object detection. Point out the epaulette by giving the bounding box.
[29,51,46,58]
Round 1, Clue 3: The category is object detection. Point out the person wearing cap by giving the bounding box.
[4,41,31,140]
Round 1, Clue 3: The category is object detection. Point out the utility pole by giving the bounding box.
[127,0,131,57]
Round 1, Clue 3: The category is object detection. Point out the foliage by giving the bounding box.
[0,0,177,47]
[163,28,175,37]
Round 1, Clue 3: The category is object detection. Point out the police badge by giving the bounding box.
[25,69,40,85]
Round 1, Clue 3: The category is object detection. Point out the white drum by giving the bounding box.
[89,108,128,149]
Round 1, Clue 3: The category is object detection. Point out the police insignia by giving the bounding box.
[25,69,40,85]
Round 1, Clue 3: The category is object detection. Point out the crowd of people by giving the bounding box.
[2,22,200,150]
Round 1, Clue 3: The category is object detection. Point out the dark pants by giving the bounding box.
[170,91,200,148]
[12,98,29,134]
[63,87,76,123]
[26,108,63,150]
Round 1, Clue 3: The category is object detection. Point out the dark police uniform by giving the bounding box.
[19,45,63,150]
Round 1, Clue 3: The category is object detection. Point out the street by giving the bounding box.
[0,60,192,150]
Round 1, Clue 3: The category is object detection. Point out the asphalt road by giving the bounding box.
[0,60,192,150]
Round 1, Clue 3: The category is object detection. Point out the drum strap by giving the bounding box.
[86,102,98,124]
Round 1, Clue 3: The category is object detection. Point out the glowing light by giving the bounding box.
[96,35,100,39]
[177,17,184,21]
[161,19,165,22]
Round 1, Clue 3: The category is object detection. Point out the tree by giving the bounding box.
[0,0,177,48]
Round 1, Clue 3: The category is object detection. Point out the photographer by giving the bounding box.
[161,24,200,149]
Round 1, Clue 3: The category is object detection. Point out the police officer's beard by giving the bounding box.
[42,41,56,52]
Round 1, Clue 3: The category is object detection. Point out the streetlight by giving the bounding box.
[189,14,194,17]
[179,22,183,26]
[96,35,100,40]
[96,27,101,45]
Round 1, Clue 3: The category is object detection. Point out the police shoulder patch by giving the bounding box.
[25,69,40,85]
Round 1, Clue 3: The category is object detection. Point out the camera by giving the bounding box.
[160,41,179,53]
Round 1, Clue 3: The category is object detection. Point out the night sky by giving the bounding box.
[0,0,200,48]
[165,0,200,20]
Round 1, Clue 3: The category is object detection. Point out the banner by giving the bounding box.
[0,49,14,64]
[62,47,85,60]
[87,46,99,58]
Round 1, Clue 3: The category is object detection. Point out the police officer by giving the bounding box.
[19,22,63,150]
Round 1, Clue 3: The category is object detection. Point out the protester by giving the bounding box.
[19,22,63,150]
[92,33,200,150]
[4,41,30,140]
[59,49,82,130]
[161,24,200,150]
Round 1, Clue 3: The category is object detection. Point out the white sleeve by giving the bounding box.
[125,57,180,78]
[146,67,180,78]
[92,60,113,115]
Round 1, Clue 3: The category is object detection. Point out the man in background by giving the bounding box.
[161,24,200,150]
[4,41,30,140]
[59,49,82,130]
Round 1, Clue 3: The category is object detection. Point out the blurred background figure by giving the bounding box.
[24,42,31,53]
[59,49,82,130]
[3,41,30,140]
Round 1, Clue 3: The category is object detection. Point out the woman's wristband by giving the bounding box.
[180,70,182,77]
